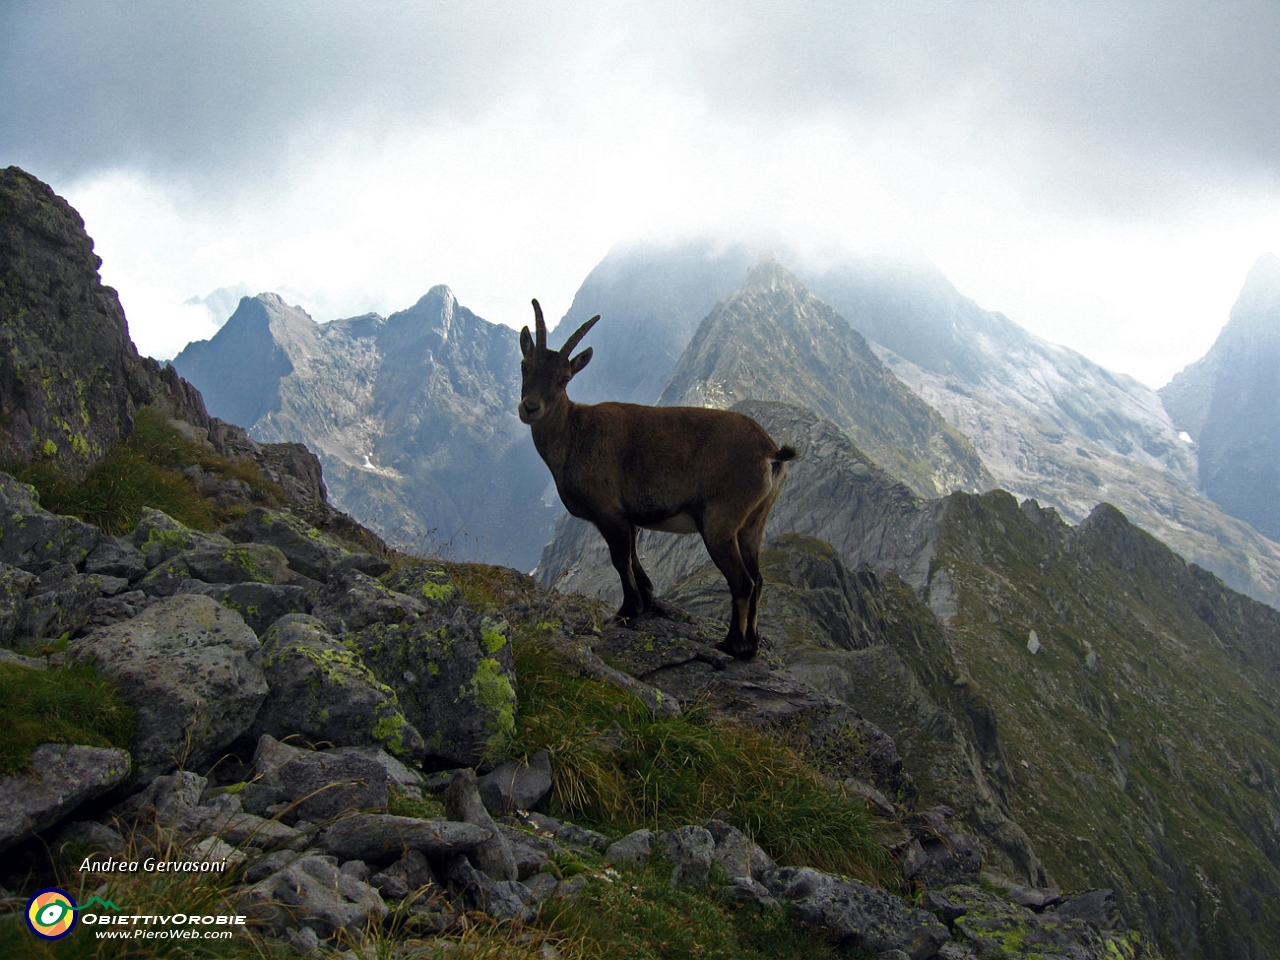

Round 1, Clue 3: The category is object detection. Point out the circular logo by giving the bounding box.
[26,888,77,941]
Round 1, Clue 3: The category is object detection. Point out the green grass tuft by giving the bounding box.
[3,406,286,535]
[0,663,135,776]
[503,628,891,883]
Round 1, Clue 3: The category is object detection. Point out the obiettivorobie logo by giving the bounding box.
[25,888,245,942]
[26,889,121,941]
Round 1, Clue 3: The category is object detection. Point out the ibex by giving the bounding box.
[519,299,795,660]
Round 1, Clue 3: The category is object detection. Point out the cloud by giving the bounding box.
[3,1,1277,385]
[6,1,1278,204]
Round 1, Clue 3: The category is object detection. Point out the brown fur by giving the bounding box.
[520,299,795,659]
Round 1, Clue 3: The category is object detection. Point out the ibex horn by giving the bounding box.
[560,314,600,357]
[531,299,547,350]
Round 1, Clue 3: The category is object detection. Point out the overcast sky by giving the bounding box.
[3,1,1278,387]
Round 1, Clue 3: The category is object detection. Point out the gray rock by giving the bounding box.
[371,849,435,903]
[1053,888,1120,929]
[319,813,493,865]
[131,508,232,568]
[705,818,776,881]
[350,606,517,767]
[0,562,36,645]
[478,749,553,814]
[241,748,390,825]
[766,866,951,958]
[53,820,125,856]
[660,825,716,888]
[606,828,654,864]
[18,571,105,641]
[314,568,426,634]
[325,745,426,798]
[327,552,392,579]
[83,536,147,581]
[251,614,425,762]
[444,768,517,882]
[175,580,313,637]
[222,507,351,581]
[0,743,131,853]
[720,875,778,909]
[0,474,101,573]
[139,542,294,597]
[65,594,267,781]
[517,812,611,853]
[239,853,387,939]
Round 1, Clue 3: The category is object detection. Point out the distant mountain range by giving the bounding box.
[172,237,1280,607]
[172,288,553,570]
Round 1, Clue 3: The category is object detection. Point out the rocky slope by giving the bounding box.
[173,288,554,570]
[1161,254,1280,541]
[543,400,1280,958]
[658,256,994,498]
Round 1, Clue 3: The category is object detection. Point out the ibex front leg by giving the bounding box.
[598,518,647,622]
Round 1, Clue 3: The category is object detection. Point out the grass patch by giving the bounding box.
[502,627,891,883]
[3,406,286,535]
[0,663,135,776]
[539,856,862,960]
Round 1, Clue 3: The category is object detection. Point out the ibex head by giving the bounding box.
[518,299,598,424]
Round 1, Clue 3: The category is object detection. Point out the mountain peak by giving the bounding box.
[742,252,798,292]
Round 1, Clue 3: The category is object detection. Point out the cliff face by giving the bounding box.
[0,166,202,468]
[1162,254,1280,541]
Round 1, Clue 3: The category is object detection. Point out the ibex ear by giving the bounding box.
[519,326,535,358]
[569,347,593,376]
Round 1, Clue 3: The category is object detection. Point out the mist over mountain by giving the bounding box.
[172,288,554,569]
[547,238,756,404]
[1161,254,1280,541]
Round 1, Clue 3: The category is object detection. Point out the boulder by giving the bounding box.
[65,594,267,781]
[319,813,493,865]
[766,866,951,958]
[222,507,351,581]
[0,743,131,853]
[240,745,390,825]
[477,749,553,814]
[131,508,232,568]
[444,768,518,882]
[0,473,101,573]
[351,606,517,767]
[605,828,654,864]
[705,818,777,882]
[660,825,716,888]
[239,854,387,940]
[250,614,426,762]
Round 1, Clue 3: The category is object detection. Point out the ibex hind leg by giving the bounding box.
[703,530,757,660]
[630,527,655,608]
[736,496,775,655]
